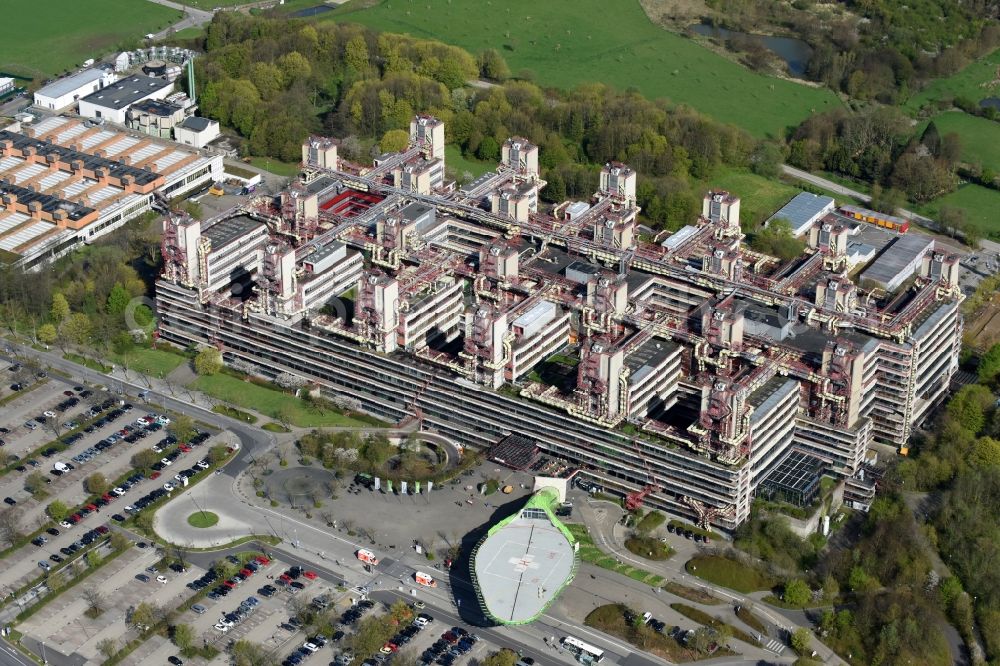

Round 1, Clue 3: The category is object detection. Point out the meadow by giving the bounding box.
[925,111,1000,174]
[917,183,1000,240]
[906,48,1000,111]
[325,0,841,138]
[0,0,181,80]
[703,167,800,228]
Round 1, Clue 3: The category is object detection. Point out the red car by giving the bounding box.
[95,525,109,534]
[303,570,318,580]
[239,568,253,578]
[69,514,81,523]
[442,632,458,644]
[179,444,192,453]
[102,493,114,501]
[63,390,74,397]
[279,574,292,583]
[150,472,161,479]
[254,556,270,565]
[223,580,237,589]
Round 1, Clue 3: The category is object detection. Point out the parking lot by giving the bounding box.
[17,543,204,662]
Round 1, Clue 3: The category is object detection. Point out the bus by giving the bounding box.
[561,636,604,663]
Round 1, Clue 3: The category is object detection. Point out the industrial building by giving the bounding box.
[78,74,174,124]
[766,191,835,236]
[0,77,14,97]
[32,68,117,111]
[0,115,222,268]
[155,115,964,531]
[173,116,220,149]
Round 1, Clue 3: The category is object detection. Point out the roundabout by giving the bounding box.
[187,511,220,528]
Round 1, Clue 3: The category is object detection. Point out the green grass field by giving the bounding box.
[906,48,1000,111]
[326,0,841,138]
[705,167,800,229]
[191,373,378,427]
[111,348,185,377]
[445,145,495,181]
[917,183,1000,239]
[685,554,778,593]
[249,156,301,178]
[925,111,1000,173]
[0,0,182,80]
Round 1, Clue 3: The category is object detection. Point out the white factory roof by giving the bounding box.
[767,192,835,236]
[0,221,53,251]
[513,300,556,338]
[661,224,699,250]
[860,234,934,288]
[34,69,108,100]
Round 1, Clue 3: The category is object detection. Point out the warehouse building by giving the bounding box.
[33,68,117,111]
[78,74,174,124]
[766,191,835,236]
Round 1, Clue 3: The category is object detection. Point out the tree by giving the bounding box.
[0,508,21,544]
[129,602,157,630]
[97,638,118,660]
[478,49,511,81]
[977,343,1000,385]
[750,141,784,178]
[208,444,229,465]
[360,435,393,467]
[131,449,160,470]
[170,414,196,444]
[231,639,270,666]
[688,626,717,654]
[380,129,410,154]
[784,579,812,606]
[109,531,132,552]
[83,587,105,616]
[24,471,48,495]
[750,219,807,262]
[344,36,370,72]
[46,500,70,522]
[971,437,1000,468]
[50,292,70,322]
[84,472,110,496]
[791,627,812,654]
[61,312,93,347]
[869,184,905,215]
[193,346,223,375]
[37,323,57,346]
[213,560,238,581]
[172,623,195,652]
[106,283,131,316]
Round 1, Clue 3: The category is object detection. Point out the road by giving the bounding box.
[145,0,214,37]
[0,341,804,665]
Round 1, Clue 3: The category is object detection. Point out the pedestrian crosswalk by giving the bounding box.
[764,638,785,654]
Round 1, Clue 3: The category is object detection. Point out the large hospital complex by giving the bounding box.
[154,115,963,531]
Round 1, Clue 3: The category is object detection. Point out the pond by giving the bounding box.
[289,5,334,17]
[980,97,1000,111]
[689,23,813,77]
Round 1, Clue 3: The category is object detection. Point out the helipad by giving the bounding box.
[470,487,577,625]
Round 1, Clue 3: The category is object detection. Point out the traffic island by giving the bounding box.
[187,511,219,528]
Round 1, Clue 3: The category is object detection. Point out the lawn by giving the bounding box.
[326,0,841,138]
[906,48,1000,112]
[168,27,206,41]
[111,348,185,377]
[685,554,778,593]
[704,167,800,229]
[249,156,301,178]
[924,111,1000,174]
[0,0,182,80]
[916,182,1000,240]
[445,144,495,181]
[624,535,673,561]
[565,523,665,586]
[190,373,380,427]
[669,603,758,646]
[187,511,219,528]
